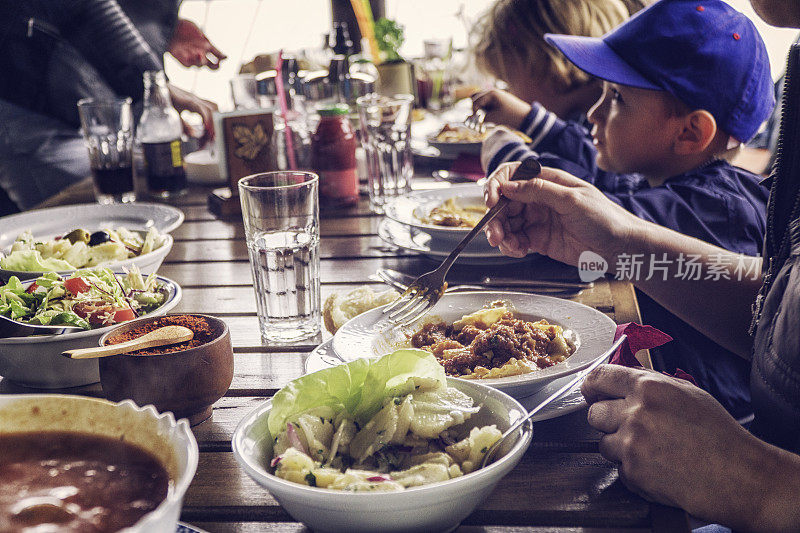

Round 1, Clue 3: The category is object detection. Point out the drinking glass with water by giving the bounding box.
[239,172,321,343]
[356,94,414,213]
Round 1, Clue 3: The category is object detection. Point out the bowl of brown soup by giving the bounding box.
[0,394,198,533]
[98,314,234,426]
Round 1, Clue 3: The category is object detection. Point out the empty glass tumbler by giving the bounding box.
[356,94,414,213]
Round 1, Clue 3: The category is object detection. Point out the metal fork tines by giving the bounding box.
[381,158,543,327]
[464,108,486,133]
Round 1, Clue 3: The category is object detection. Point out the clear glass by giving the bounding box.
[269,112,312,171]
[356,94,414,213]
[239,172,321,343]
[77,97,136,204]
[230,74,259,110]
[139,70,187,199]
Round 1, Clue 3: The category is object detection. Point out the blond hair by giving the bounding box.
[473,0,639,91]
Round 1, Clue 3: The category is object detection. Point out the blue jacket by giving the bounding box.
[484,103,769,419]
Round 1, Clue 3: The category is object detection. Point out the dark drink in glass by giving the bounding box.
[77,97,136,204]
[91,165,135,196]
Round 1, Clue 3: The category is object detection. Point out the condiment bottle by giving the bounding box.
[138,70,187,198]
[312,104,358,207]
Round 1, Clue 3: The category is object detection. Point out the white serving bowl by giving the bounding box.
[0,275,182,388]
[0,394,198,533]
[332,292,617,399]
[232,377,533,533]
[0,233,174,283]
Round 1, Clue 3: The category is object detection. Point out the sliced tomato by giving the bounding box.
[64,277,91,295]
[73,301,136,326]
[25,282,39,294]
[112,308,137,323]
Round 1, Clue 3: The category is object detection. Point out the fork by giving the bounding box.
[464,108,486,134]
[381,158,543,326]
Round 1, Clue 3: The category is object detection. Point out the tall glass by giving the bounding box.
[356,94,414,213]
[239,172,321,343]
[77,97,136,204]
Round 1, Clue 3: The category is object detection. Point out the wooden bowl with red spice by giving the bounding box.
[97,314,234,425]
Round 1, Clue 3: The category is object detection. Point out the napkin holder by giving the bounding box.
[208,108,276,218]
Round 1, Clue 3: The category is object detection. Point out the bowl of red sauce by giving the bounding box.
[0,394,198,533]
[98,314,234,426]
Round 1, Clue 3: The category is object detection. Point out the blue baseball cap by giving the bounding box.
[544,0,775,142]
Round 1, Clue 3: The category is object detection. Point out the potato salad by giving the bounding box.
[0,227,167,272]
[267,350,502,492]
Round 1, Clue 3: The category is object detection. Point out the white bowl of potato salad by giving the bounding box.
[232,349,533,533]
[0,226,173,283]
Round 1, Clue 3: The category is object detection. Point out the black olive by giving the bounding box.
[88,231,111,246]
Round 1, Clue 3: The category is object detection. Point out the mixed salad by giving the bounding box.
[267,349,501,492]
[0,267,167,330]
[0,226,167,272]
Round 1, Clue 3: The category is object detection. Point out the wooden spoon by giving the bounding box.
[62,326,194,359]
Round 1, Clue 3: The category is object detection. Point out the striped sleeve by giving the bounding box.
[518,103,558,151]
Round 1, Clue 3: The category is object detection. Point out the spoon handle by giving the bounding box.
[62,326,194,359]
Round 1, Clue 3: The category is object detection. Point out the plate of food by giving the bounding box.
[424,124,532,160]
[331,292,617,398]
[0,203,183,282]
[377,219,524,265]
[425,124,488,159]
[233,349,532,532]
[0,267,181,388]
[384,185,489,243]
[305,339,587,422]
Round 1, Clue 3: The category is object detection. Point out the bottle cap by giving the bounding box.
[318,103,350,116]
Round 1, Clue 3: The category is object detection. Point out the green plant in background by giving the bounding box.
[374,17,405,63]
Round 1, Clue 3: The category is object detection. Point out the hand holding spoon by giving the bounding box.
[62,326,194,359]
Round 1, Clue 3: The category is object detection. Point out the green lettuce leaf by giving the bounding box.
[267,349,445,436]
[0,250,75,272]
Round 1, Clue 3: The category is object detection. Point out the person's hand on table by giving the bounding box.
[472,89,532,129]
[168,84,218,146]
[168,19,227,69]
[582,364,800,533]
[482,161,639,265]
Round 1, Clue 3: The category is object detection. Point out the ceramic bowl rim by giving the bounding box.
[0,393,199,532]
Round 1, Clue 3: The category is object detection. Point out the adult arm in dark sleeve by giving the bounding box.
[51,0,163,101]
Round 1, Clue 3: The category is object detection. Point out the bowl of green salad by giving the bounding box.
[0,268,181,388]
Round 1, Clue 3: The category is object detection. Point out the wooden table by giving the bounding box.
[6,179,690,532]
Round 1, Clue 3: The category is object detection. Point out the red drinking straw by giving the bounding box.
[275,50,297,170]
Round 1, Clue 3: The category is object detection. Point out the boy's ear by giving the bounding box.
[673,110,717,155]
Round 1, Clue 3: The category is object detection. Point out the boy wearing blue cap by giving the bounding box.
[479,0,775,420]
